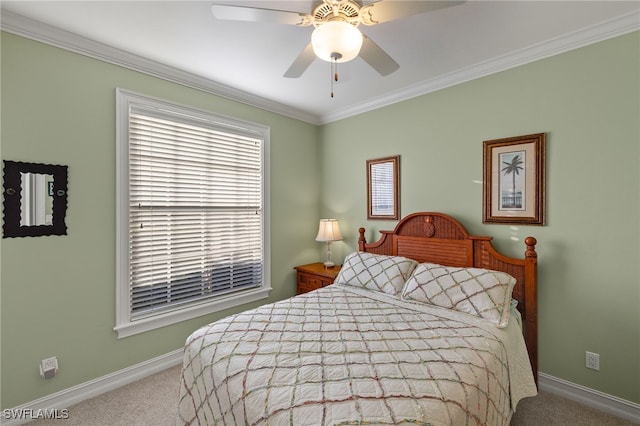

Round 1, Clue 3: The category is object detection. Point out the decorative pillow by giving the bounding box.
[335,252,418,296]
[401,263,516,328]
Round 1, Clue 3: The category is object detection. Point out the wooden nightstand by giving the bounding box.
[294,262,341,294]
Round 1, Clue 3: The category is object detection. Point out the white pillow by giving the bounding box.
[401,262,516,328]
[335,252,418,296]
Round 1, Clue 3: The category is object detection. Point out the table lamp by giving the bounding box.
[315,219,342,267]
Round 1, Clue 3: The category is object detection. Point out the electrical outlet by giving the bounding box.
[586,351,600,371]
[40,357,59,379]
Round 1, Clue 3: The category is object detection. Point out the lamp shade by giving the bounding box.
[315,219,343,242]
[311,20,363,63]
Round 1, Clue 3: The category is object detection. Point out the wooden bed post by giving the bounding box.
[358,227,366,251]
[524,236,538,386]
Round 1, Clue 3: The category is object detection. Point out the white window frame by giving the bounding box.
[114,88,271,338]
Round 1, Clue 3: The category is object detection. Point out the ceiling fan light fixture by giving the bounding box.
[311,20,363,63]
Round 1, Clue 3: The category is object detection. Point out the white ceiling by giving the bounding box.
[2,1,639,124]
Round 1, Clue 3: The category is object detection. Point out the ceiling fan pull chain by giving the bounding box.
[331,56,336,97]
[329,51,343,97]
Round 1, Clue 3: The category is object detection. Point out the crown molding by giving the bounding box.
[321,9,640,124]
[2,9,638,126]
[0,10,323,125]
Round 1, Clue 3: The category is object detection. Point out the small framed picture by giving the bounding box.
[483,133,545,225]
[367,155,399,220]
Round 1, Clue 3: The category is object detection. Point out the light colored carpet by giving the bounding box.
[28,365,182,426]
[28,365,635,425]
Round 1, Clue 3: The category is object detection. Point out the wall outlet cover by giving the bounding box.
[586,351,600,371]
[40,357,59,379]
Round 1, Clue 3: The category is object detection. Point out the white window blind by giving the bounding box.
[115,89,270,338]
[128,106,263,318]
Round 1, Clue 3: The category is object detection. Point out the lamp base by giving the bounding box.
[323,260,336,268]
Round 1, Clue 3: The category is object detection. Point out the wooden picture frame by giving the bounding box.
[483,133,545,225]
[367,155,399,220]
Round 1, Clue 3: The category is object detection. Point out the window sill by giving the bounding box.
[114,286,272,339]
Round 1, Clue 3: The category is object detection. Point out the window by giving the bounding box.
[115,89,270,338]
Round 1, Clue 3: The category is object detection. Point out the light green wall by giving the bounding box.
[0,32,321,408]
[2,28,639,409]
[320,32,640,404]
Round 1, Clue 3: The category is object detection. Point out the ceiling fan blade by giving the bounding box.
[360,1,466,25]
[359,35,399,76]
[284,43,316,78]
[211,4,312,26]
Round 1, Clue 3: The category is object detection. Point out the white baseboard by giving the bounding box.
[4,356,639,425]
[1,349,183,426]
[539,372,640,424]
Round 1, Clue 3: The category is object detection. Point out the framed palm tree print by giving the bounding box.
[483,133,545,225]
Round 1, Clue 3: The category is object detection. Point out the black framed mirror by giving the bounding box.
[3,160,68,237]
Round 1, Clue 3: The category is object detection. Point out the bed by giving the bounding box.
[177,212,538,425]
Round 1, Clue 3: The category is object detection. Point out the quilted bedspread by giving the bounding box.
[177,284,536,425]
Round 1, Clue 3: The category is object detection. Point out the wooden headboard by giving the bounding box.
[358,212,538,383]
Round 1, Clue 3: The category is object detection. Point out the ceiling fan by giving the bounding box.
[210,1,465,79]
